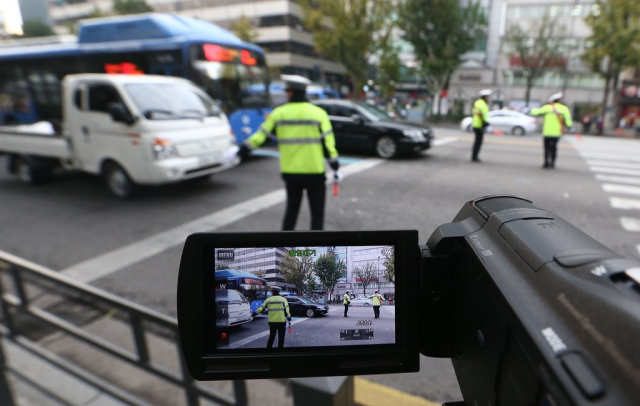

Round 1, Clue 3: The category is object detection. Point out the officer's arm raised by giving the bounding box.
[245,110,278,150]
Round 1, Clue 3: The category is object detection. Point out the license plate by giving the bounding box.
[199,154,221,166]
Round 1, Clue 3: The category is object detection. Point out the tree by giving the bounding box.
[400,0,487,114]
[280,253,315,294]
[113,0,153,15]
[314,251,346,300]
[376,45,402,98]
[301,0,394,99]
[232,15,259,43]
[504,14,565,107]
[582,0,640,128]
[215,263,230,271]
[380,247,395,283]
[353,261,378,295]
[17,20,55,38]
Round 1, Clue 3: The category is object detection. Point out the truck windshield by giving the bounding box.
[124,83,222,120]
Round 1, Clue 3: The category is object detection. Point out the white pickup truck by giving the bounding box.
[0,74,240,198]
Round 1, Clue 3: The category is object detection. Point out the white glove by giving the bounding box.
[333,170,343,184]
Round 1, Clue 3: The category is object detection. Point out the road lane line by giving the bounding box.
[587,160,640,170]
[581,152,640,162]
[621,218,640,232]
[61,158,385,283]
[602,184,640,196]
[595,174,640,185]
[609,197,640,210]
[225,316,312,349]
[433,137,457,146]
[252,149,364,164]
[590,167,640,177]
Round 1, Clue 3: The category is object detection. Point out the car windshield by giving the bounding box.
[298,297,316,304]
[215,290,245,304]
[124,83,222,120]
[353,102,395,122]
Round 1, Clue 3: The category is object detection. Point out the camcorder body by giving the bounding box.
[177,195,640,405]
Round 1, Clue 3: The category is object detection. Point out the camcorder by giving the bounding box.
[178,195,640,405]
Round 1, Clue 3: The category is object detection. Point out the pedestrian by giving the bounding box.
[368,290,384,319]
[596,115,603,135]
[582,114,592,134]
[343,290,351,317]
[253,286,291,349]
[239,74,340,230]
[471,89,491,162]
[530,92,574,169]
[635,118,640,138]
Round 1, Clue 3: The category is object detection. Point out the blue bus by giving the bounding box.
[0,13,271,141]
[214,269,268,313]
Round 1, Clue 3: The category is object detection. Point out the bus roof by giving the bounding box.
[215,269,266,281]
[0,13,264,60]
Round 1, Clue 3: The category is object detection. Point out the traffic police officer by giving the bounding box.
[531,92,574,169]
[239,75,340,230]
[368,290,384,319]
[471,89,492,162]
[343,290,351,317]
[253,286,291,349]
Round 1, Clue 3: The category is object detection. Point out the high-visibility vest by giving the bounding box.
[343,294,350,305]
[531,102,574,137]
[369,294,383,306]
[245,102,339,174]
[472,98,489,129]
[256,295,290,323]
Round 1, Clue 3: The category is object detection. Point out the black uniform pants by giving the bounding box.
[543,137,560,167]
[373,305,380,318]
[344,303,349,317]
[282,176,326,231]
[267,322,286,348]
[472,128,484,160]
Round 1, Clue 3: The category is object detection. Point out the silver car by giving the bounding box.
[460,110,539,135]
[215,289,253,329]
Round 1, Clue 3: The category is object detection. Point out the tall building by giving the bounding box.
[215,247,292,290]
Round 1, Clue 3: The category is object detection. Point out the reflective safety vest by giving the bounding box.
[531,102,574,137]
[472,98,489,129]
[369,293,383,306]
[245,102,339,174]
[256,295,290,323]
[343,294,351,305]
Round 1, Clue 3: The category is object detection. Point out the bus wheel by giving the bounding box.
[103,162,136,199]
[306,309,315,317]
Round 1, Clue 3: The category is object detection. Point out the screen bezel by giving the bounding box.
[178,230,420,380]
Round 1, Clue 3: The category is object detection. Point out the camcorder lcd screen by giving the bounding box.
[207,245,396,351]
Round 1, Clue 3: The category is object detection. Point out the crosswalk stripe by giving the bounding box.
[602,184,640,196]
[580,152,640,162]
[620,217,640,232]
[590,166,640,177]
[595,174,640,185]
[610,197,640,210]
[587,160,640,170]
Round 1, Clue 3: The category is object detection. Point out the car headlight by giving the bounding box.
[152,138,179,160]
[402,129,425,140]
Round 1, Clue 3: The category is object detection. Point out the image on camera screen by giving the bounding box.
[212,246,396,350]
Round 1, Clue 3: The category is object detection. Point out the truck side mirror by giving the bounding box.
[109,103,135,125]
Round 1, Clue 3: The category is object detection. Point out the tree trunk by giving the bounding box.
[601,74,612,135]
[525,79,532,107]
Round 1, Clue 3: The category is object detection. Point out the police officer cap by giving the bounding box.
[479,89,492,97]
[281,74,311,90]
[549,92,563,102]
[270,285,282,292]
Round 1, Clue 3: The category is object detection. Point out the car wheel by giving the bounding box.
[103,162,136,199]
[306,309,315,317]
[364,303,370,307]
[375,136,398,159]
[512,126,525,136]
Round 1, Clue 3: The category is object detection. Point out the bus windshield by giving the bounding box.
[125,83,223,120]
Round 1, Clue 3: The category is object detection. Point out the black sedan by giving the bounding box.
[313,99,433,159]
[286,296,329,317]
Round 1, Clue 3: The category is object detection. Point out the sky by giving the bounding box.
[2,0,24,34]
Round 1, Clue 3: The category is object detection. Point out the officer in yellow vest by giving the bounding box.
[253,286,291,348]
[368,290,384,319]
[471,89,492,162]
[531,92,574,169]
[239,75,340,230]
[343,290,351,317]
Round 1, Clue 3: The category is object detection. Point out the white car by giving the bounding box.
[460,110,539,135]
[350,298,374,307]
[215,289,253,329]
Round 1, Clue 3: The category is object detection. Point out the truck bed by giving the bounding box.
[0,128,72,159]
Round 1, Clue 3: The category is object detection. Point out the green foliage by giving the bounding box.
[380,247,395,283]
[353,261,377,295]
[504,14,565,106]
[301,0,394,98]
[281,253,315,294]
[232,15,259,43]
[17,20,55,38]
[400,0,487,112]
[314,251,346,297]
[113,0,153,15]
[377,45,401,98]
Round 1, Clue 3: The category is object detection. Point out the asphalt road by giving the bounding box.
[2,126,640,403]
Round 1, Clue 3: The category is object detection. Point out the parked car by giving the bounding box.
[286,296,329,317]
[460,110,539,135]
[313,99,434,159]
[215,289,253,329]
[350,298,374,307]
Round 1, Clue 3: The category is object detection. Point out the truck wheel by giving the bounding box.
[375,136,398,159]
[14,157,48,184]
[103,162,136,199]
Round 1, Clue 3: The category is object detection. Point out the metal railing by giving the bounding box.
[0,249,248,406]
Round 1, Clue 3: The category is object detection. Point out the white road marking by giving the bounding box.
[587,160,640,170]
[580,152,640,162]
[595,174,640,185]
[225,316,311,349]
[620,217,640,232]
[61,159,385,283]
[602,184,640,196]
[433,137,458,147]
[609,197,640,210]
[590,167,640,177]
